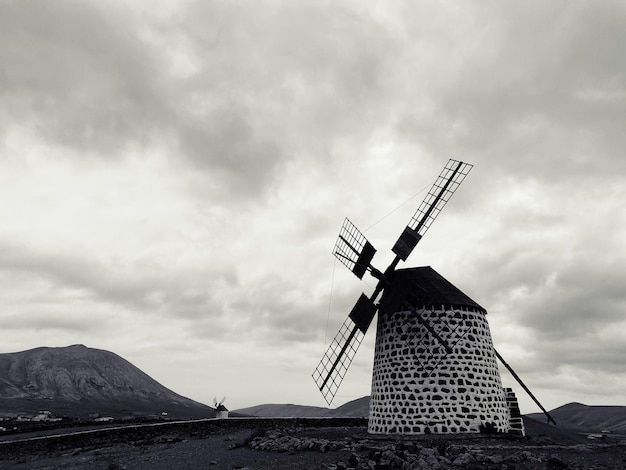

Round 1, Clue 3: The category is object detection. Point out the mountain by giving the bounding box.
[332,396,370,417]
[0,344,213,419]
[234,396,370,418]
[520,415,590,443]
[528,402,626,434]
[234,403,333,418]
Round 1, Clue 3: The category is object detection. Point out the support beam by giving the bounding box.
[494,348,557,426]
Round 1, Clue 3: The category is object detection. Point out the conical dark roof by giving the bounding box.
[379,266,486,315]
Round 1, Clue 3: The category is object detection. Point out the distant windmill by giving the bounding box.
[213,396,228,419]
[313,159,553,434]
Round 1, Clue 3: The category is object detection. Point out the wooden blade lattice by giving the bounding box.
[333,218,376,280]
[312,316,365,405]
[392,159,473,261]
[408,159,472,237]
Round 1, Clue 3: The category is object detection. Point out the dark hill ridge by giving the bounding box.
[234,396,370,418]
[234,403,332,418]
[0,344,213,419]
[528,402,626,434]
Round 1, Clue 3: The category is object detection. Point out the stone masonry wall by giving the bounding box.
[368,306,509,434]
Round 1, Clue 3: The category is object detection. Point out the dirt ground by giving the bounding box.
[0,419,625,469]
[0,428,348,470]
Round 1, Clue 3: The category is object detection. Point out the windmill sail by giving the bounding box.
[392,159,473,260]
[313,294,376,405]
[334,218,377,280]
[312,315,366,405]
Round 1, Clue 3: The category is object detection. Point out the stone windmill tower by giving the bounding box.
[313,160,535,435]
[369,266,508,433]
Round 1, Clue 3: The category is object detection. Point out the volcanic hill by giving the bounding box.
[0,344,213,419]
[528,402,626,434]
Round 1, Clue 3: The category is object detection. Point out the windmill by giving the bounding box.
[312,159,529,434]
[213,396,228,419]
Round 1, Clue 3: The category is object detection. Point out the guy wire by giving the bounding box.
[323,258,337,351]
[364,182,430,232]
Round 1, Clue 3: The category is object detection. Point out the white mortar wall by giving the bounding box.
[368,306,509,434]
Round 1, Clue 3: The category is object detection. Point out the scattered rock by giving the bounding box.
[453,451,475,466]
[547,456,569,469]
[2,421,624,470]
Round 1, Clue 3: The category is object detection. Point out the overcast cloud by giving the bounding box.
[1,0,625,412]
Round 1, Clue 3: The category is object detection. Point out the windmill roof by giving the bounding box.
[380,266,486,315]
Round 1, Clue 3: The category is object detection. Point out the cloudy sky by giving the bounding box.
[1,0,625,413]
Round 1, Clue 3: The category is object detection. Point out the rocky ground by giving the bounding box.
[0,418,625,469]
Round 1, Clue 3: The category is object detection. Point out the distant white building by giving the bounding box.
[94,417,114,423]
[32,411,62,422]
[32,411,51,422]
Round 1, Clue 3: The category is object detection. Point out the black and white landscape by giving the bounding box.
[1,2,625,467]
[1,1,625,413]
[2,344,626,435]
[1,345,625,469]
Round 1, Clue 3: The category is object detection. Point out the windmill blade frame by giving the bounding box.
[312,313,367,405]
[333,218,377,280]
[392,159,473,261]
